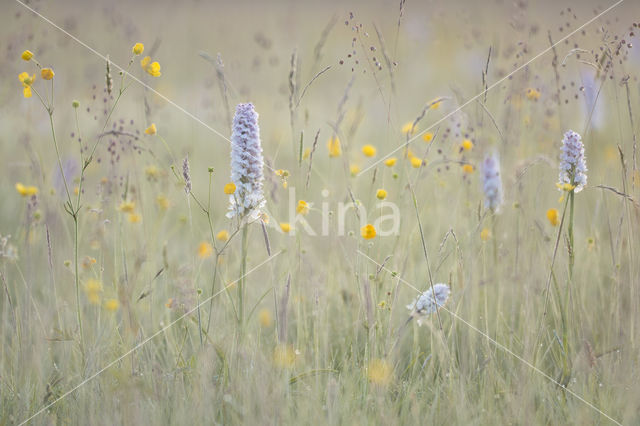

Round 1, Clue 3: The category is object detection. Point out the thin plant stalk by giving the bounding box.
[238,224,249,337]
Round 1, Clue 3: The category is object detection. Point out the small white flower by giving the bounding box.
[407,283,450,326]
[558,130,587,193]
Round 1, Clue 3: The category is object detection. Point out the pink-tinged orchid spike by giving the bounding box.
[558,130,587,193]
[227,103,265,221]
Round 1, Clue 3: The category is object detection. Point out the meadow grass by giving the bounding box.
[1,0,640,424]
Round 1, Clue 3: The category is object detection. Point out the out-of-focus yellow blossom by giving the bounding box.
[422,132,433,143]
[156,194,170,210]
[480,228,491,241]
[401,122,416,135]
[216,230,230,241]
[144,123,157,135]
[461,139,473,151]
[223,182,236,194]
[328,136,341,157]
[302,148,311,160]
[350,164,360,176]
[258,309,273,327]
[132,43,144,55]
[41,68,54,80]
[362,145,377,157]
[556,182,576,192]
[546,208,559,226]
[410,157,423,168]
[462,164,474,173]
[145,165,160,179]
[429,98,442,110]
[275,169,289,188]
[140,56,151,69]
[85,279,103,305]
[273,344,296,367]
[128,213,142,223]
[198,241,213,259]
[296,200,309,215]
[384,157,397,167]
[361,224,376,240]
[119,201,135,213]
[376,189,387,200]
[15,183,38,197]
[104,298,120,312]
[526,88,541,101]
[367,359,393,386]
[280,223,291,233]
[21,50,34,61]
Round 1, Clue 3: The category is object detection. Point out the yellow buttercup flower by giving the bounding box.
[462,164,474,173]
[361,224,376,240]
[461,139,473,151]
[132,43,144,55]
[223,182,236,194]
[296,200,309,215]
[197,241,213,259]
[216,230,230,241]
[328,136,341,158]
[280,223,291,233]
[41,68,54,80]
[21,50,34,61]
[384,157,397,167]
[410,157,423,168]
[362,145,377,157]
[146,61,161,77]
[15,183,38,197]
[302,148,311,160]
[18,72,35,98]
[104,298,120,312]
[480,228,491,241]
[546,208,559,226]
[556,182,576,192]
[376,189,387,200]
[140,56,151,69]
[422,132,433,143]
[144,123,157,135]
[350,164,360,176]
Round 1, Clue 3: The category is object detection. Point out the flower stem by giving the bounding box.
[238,224,248,338]
[561,189,576,386]
[568,190,575,280]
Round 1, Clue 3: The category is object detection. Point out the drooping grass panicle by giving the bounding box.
[482,152,503,212]
[183,155,192,195]
[558,130,587,193]
[227,103,265,221]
